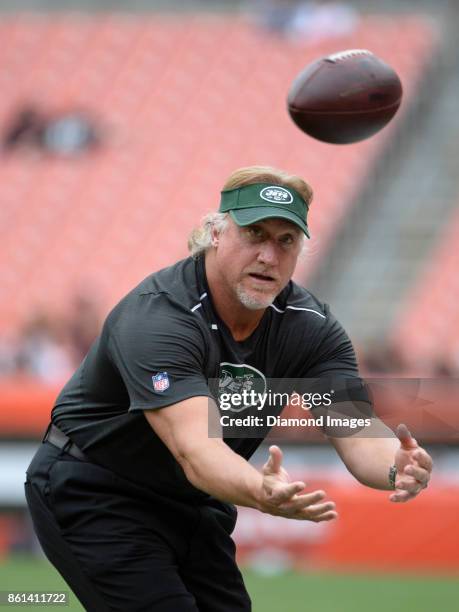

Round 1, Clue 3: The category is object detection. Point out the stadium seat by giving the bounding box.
[0,13,437,334]
[392,206,459,368]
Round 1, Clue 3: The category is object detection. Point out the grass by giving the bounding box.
[245,568,459,612]
[0,555,457,611]
[0,555,83,610]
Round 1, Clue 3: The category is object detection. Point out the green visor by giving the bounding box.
[219,183,310,237]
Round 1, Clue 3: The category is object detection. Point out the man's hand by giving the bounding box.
[145,399,338,513]
[390,424,433,503]
[258,445,338,522]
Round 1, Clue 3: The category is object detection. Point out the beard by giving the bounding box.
[235,283,276,310]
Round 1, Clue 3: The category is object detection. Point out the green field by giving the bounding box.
[0,555,457,611]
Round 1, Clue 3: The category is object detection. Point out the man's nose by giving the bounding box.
[257,241,278,265]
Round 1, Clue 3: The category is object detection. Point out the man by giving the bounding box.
[25,166,432,612]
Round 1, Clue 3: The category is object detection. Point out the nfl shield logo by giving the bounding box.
[152,372,170,393]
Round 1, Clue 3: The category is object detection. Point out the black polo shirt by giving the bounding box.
[52,256,361,500]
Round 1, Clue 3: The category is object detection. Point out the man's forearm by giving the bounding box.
[178,439,264,508]
[143,399,329,519]
[331,422,399,490]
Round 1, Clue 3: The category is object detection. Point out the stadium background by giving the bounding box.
[0,0,458,609]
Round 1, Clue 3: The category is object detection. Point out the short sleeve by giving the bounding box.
[297,310,373,410]
[107,293,213,410]
[306,312,358,378]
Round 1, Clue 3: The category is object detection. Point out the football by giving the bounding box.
[287,49,403,144]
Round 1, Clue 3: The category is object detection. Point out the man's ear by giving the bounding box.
[211,226,219,247]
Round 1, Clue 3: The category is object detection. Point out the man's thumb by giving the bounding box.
[266,445,283,473]
[396,423,418,450]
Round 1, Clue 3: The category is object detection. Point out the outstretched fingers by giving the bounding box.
[413,448,433,472]
[278,490,326,512]
[404,464,429,488]
[261,445,338,521]
[390,489,417,503]
[268,481,306,504]
[295,500,338,522]
[277,490,338,521]
[303,507,338,522]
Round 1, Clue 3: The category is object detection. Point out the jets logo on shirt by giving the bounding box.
[152,372,170,393]
[218,362,266,412]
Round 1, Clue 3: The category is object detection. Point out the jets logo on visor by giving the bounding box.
[259,186,293,204]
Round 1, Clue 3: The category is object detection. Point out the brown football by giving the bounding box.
[287,49,403,144]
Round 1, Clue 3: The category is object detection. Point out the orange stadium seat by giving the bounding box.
[0,13,438,333]
[392,207,459,367]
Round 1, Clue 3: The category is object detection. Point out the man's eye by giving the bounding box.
[280,235,294,245]
[247,227,263,239]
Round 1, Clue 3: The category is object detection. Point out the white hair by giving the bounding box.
[188,212,229,258]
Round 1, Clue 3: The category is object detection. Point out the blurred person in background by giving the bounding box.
[24,166,432,612]
[254,0,359,43]
[66,293,102,365]
[359,341,408,375]
[2,105,43,152]
[5,296,102,382]
[0,332,21,377]
[40,109,101,156]
[15,312,74,384]
[3,103,102,157]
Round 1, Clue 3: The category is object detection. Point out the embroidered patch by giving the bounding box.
[218,362,267,412]
[259,186,293,204]
[152,372,170,393]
